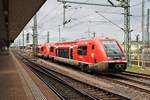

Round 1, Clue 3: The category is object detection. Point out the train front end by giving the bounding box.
[102,40,127,72]
[88,38,127,72]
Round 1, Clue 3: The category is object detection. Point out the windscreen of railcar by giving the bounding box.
[102,40,125,60]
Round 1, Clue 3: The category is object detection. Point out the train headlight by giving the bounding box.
[107,57,112,60]
[91,53,94,58]
[122,56,126,60]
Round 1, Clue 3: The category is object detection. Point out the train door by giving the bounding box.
[77,45,88,62]
[55,48,58,56]
[70,47,73,59]
[91,44,96,63]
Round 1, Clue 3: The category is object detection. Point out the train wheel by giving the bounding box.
[80,64,88,72]
[50,57,54,62]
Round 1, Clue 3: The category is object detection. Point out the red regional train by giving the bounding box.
[37,37,127,72]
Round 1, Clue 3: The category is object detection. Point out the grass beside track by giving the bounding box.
[126,65,150,75]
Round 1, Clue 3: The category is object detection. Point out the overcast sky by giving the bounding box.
[15,0,150,45]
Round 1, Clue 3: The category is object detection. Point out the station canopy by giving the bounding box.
[0,0,46,47]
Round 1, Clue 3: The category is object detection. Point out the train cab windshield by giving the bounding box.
[102,40,125,60]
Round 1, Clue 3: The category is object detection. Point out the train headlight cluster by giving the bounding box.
[107,57,112,60]
[121,56,126,60]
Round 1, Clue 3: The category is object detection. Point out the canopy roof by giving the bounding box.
[0,0,46,47]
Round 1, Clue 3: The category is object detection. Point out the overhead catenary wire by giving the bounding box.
[38,2,86,31]
[63,0,149,38]
[95,11,124,31]
[38,0,90,28]
[38,3,62,24]
[36,1,123,31]
[130,0,150,8]
[24,3,63,33]
[24,0,149,30]
[22,0,150,44]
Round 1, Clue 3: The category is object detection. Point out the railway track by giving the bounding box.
[99,72,150,94]
[123,71,150,79]
[25,63,94,100]
[16,53,129,100]
[27,54,150,96]
[18,55,94,100]
[45,60,150,95]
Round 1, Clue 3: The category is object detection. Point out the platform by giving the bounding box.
[0,51,59,100]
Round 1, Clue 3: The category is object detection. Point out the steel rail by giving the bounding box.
[16,53,129,100]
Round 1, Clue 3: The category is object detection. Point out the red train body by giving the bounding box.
[37,37,127,72]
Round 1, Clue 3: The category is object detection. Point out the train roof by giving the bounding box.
[39,36,116,47]
[56,36,115,44]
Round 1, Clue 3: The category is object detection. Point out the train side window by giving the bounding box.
[78,45,87,55]
[92,45,95,50]
[41,47,44,51]
[50,47,54,52]
[56,49,57,56]
[58,48,69,58]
